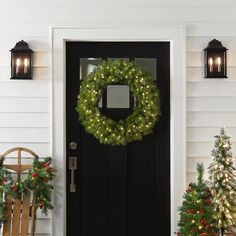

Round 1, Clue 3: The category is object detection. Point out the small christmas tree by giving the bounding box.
[209,127,236,235]
[178,163,218,236]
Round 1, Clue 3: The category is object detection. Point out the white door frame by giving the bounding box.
[52,26,186,236]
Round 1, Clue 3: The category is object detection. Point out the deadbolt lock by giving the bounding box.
[69,142,77,150]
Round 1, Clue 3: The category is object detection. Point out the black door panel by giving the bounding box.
[66,42,170,236]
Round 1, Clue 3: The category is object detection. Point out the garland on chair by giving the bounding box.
[77,59,161,145]
[0,157,55,226]
[0,163,13,226]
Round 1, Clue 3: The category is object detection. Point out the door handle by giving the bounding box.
[69,156,77,193]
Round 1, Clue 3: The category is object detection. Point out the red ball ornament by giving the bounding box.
[187,209,195,214]
[191,227,197,233]
[205,199,212,205]
[200,219,208,225]
[199,207,206,213]
[32,173,39,178]
[43,178,49,183]
[39,200,44,209]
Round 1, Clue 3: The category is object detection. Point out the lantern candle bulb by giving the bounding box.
[209,57,213,72]
[16,58,21,74]
[217,57,221,72]
[24,58,29,74]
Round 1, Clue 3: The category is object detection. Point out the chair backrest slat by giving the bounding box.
[2,195,12,236]
[21,190,31,236]
[11,198,21,235]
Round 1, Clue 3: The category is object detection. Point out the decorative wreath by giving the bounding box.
[76,60,161,145]
[0,157,55,226]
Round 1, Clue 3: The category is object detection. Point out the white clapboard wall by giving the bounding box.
[187,35,236,184]
[0,0,236,235]
[0,2,51,234]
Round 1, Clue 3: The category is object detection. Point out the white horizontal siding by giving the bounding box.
[0,37,50,50]
[187,33,236,185]
[0,113,50,127]
[0,81,50,97]
[187,37,236,52]
[188,127,236,142]
[187,97,236,112]
[0,143,50,156]
[187,142,236,157]
[1,7,236,22]
[0,128,50,142]
[2,0,236,7]
[187,112,236,127]
[0,98,49,112]
[187,81,236,97]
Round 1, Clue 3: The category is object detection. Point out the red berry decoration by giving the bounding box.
[39,202,44,209]
[43,178,49,183]
[32,173,39,178]
[43,162,50,168]
[205,199,211,205]
[199,207,206,213]
[200,219,208,225]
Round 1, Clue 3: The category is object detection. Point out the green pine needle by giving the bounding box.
[197,163,204,184]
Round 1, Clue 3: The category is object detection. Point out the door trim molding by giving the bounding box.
[52,25,186,236]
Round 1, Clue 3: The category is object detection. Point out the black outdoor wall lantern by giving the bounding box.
[10,40,33,80]
[204,39,228,78]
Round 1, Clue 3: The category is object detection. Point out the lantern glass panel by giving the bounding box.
[12,53,32,78]
[205,51,226,78]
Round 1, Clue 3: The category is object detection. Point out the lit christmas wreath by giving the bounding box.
[76,60,161,145]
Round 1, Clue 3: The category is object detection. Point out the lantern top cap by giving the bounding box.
[204,39,228,51]
[10,40,33,52]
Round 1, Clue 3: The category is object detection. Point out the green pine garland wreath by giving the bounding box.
[76,59,161,145]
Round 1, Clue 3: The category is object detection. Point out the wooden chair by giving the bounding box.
[0,147,54,236]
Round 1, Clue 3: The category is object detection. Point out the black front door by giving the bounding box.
[66,42,170,236]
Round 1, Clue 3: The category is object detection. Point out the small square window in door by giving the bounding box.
[106,85,130,108]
